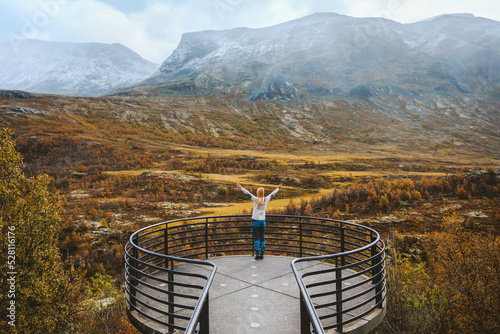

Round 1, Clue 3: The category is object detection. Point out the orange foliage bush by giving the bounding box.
[378,214,500,334]
[425,214,500,333]
[278,173,497,217]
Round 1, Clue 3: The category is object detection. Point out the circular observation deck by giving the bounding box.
[124,215,386,334]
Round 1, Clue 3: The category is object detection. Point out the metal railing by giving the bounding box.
[124,226,216,334]
[291,219,386,334]
[124,214,386,334]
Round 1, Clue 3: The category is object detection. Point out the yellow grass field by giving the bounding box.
[198,188,334,215]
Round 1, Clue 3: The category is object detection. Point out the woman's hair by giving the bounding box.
[256,188,265,207]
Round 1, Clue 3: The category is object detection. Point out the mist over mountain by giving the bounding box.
[120,13,500,102]
[0,40,158,96]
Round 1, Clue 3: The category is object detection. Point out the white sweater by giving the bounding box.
[240,186,280,220]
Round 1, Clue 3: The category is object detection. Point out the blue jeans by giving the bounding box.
[253,220,266,253]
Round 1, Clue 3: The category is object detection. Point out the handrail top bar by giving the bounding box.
[184,261,217,333]
[130,214,381,237]
[128,214,381,260]
[292,239,385,266]
[291,262,326,334]
[124,241,217,269]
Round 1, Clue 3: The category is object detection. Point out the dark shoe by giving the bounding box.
[260,253,264,259]
[255,254,260,260]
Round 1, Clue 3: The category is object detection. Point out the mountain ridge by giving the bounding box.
[115,12,500,103]
[0,39,158,97]
[0,13,498,160]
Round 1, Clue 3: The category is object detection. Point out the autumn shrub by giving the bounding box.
[79,273,140,334]
[377,253,446,334]
[379,195,389,209]
[411,190,422,200]
[456,185,469,199]
[378,214,500,334]
[0,129,87,333]
[425,214,500,333]
[15,133,153,180]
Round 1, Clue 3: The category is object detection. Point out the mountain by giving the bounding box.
[117,13,500,102]
[0,39,158,96]
[0,14,499,159]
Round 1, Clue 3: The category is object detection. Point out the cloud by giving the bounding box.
[53,0,165,62]
[48,0,351,63]
[393,0,500,23]
[1,0,500,64]
[1,0,70,43]
[1,0,161,62]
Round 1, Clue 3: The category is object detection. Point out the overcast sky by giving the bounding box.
[1,0,499,64]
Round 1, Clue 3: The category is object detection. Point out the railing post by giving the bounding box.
[299,217,303,258]
[164,225,169,268]
[300,292,311,334]
[336,256,343,333]
[371,233,378,284]
[252,216,256,257]
[168,269,175,333]
[199,293,210,334]
[375,252,383,307]
[340,222,345,266]
[130,234,139,308]
[205,218,209,259]
[371,233,383,307]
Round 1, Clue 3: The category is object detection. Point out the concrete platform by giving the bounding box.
[128,255,385,334]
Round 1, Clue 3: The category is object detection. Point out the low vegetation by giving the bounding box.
[1,92,499,333]
[377,214,500,334]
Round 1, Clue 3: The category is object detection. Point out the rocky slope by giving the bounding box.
[0,39,158,96]
[1,89,499,160]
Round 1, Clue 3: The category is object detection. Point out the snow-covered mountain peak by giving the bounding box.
[0,39,158,96]
[423,13,476,21]
[136,12,500,101]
